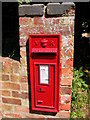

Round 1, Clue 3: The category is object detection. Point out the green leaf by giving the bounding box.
[71,67,88,118]
[18,0,23,4]
[25,0,30,3]
[77,81,82,87]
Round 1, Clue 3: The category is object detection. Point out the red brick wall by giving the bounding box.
[0,3,75,119]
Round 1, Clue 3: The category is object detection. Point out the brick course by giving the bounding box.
[2,82,20,90]
[2,74,9,81]
[2,104,13,112]
[3,61,11,73]
[61,78,72,86]
[2,90,11,97]
[61,95,71,103]
[12,91,28,99]
[2,97,21,105]
[14,106,29,113]
[5,112,22,118]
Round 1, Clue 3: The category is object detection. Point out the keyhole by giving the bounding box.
[40,88,41,91]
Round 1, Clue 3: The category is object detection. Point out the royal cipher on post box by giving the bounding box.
[29,34,61,113]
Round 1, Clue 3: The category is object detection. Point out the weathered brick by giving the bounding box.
[22,99,29,107]
[0,90,1,96]
[61,28,71,36]
[0,74,1,82]
[2,90,10,96]
[21,92,28,99]
[61,78,72,86]
[20,26,29,37]
[59,17,68,25]
[2,74,9,81]
[62,67,73,77]
[12,61,20,74]
[56,111,70,118]
[61,95,71,103]
[20,66,27,76]
[52,18,60,24]
[2,97,21,105]
[2,104,12,112]
[12,91,28,99]
[70,24,74,35]
[20,47,26,57]
[2,82,20,90]
[11,74,19,82]
[34,17,43,26]
[12,91,21,98]
[47,118,59,120]
[0,111,3,118]
[14,106,29,113]
[68,36,74,46]
[19,4,44,16]
[21,83,28,91]
[44,18,51,33]
[19,17,33,26]
[61,87,72,95]
[61,36,69,46]
[0,82,2,89]
[65,58,73,67]
[0,62,2,73]
[61,47,73,58]
[69,7,75,15]
[24,114,45,118]
[66,49,73,57]
[3,61,11,73]
[61,103,70,110]
[0,103,1,108]
[5,112,22,118]
[20,76,28,82]
[19,17,23,26]
[0,74,2,83]
[20,57,27,65]
[20,36,28,47]
[28,26,44,34]
[61,58,73,67]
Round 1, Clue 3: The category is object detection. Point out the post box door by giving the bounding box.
[34,63,57,108]
[29,34,61,113]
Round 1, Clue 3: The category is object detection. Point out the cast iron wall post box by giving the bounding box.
[29,34,61,113]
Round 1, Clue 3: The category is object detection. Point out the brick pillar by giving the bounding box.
[19,2,75,118]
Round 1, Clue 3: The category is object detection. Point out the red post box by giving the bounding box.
[29,34,61,113]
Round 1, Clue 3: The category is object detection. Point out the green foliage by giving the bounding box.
[18,0,32,5]
[18,0,23,4]
[71,67,88,118]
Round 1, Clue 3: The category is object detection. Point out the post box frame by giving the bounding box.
[29,34,61,113]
